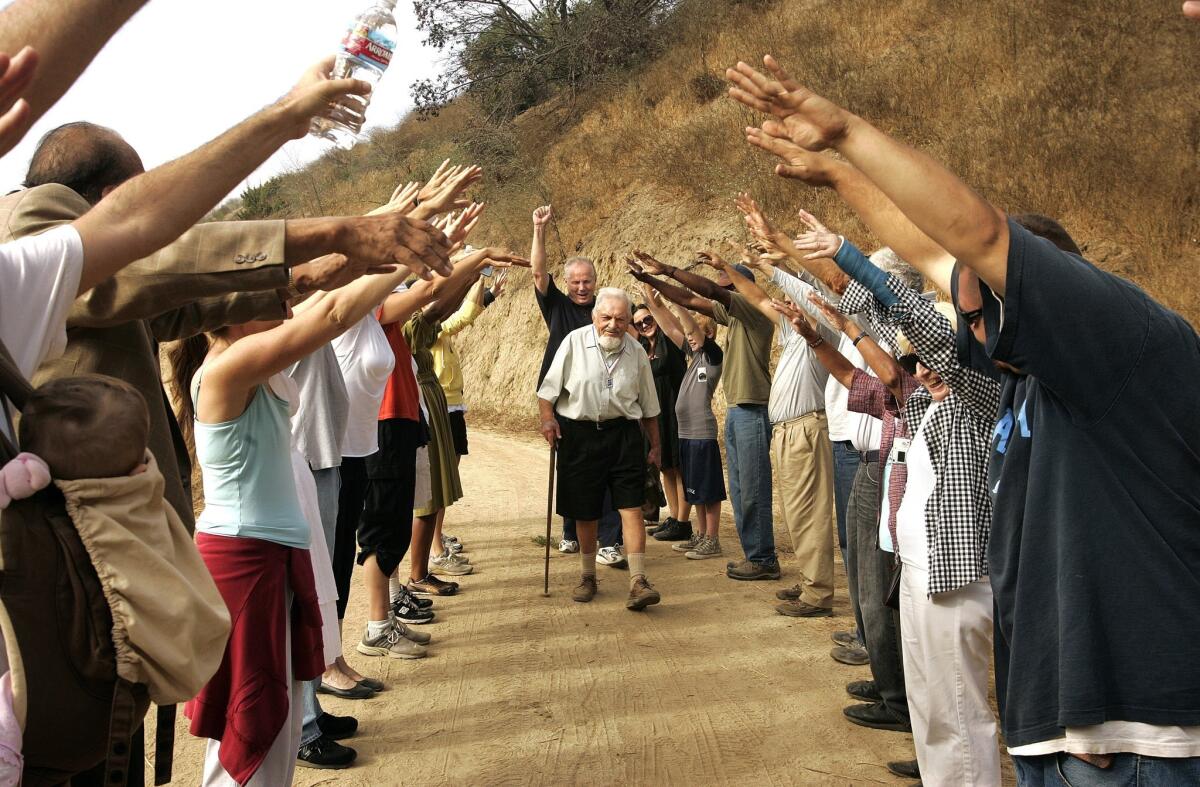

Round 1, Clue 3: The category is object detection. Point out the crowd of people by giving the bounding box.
[0,1,1196,785]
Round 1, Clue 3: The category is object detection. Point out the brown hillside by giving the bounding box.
[231,0,1200,428]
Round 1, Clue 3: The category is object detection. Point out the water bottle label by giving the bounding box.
[342,25,395,69]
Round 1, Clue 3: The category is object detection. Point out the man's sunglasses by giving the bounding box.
[634,317,656,328]
[897,353,920,375]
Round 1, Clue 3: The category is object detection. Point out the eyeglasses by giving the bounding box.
[634,317,656,328]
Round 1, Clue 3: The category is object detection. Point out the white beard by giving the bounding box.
[596,333,622,352]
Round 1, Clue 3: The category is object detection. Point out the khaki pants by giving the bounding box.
[771,412,835,608]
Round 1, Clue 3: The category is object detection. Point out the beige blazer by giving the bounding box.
[0,184,289,530]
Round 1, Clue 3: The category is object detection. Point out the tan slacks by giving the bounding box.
[771,412,835,608]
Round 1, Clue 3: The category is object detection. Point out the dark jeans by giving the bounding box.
[845,458,909,723]
[333,455,368,620]
[562,490,623,547]
[832,440,860,587]
[725,404,776,566]
[1014,753,1200,786]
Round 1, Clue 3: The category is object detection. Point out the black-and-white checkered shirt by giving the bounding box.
[840,276,1000,595]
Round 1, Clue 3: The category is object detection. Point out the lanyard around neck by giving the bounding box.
[593,329,624,379]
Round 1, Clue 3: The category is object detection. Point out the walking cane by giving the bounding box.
[544,442,556,597]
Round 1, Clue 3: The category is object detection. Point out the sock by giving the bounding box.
[581,548,597,578]
[367,618,391,639]
[389,575,404,605]
[628,552,646,584]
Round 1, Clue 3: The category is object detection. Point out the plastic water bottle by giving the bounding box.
[309,0,398,149]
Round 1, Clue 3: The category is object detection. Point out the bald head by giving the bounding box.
[24,122,144,205]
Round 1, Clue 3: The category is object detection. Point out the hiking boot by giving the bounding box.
[393,621,432,645]
[649,517,677,538]
[775,600,833,618]
[356,624,427,660]
[626,576,661,611]
[596,546,627,567]
[832,629,861,648]
[830,644,870,666]
[408,574,458,596]
[431,551,473,576]
[846,679,882,703]
[391,595,435,624]
[686,538,723,560]
[672,533,703,553]
[316,712,358,741]
[559,538,580,554]
[297,734,357,769]
[843,701,911,732]
[573,575,598,602]
[776,584,803,601]
[726,559,781,581]
[653,518,692,541]
[887,760,921,779]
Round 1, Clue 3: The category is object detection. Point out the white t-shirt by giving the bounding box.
[825,333,882,451]
[1009,722,1200,758]
[0,225,85,442]
[896,401,940,574]
[331,313,394,458]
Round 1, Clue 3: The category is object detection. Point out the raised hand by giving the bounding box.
[367,181,421,216]
[744,126,839,185]
[418,159,455,202]
[341,213,453,281]
[279,56,373,139]
[446,202,485,251]
[479,248,531,269]
[532,204,553,227]
[490,268,508,298]
[0,47,37,157]
[417,165,482,216]
[626,258,652,283]
[726,55,852,152]
[806,291,849,332]
[695,250,729,270]
[792,209,841,260]
[771,298,821,341]
[632,250,670,276]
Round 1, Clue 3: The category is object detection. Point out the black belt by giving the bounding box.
[860,450,880,464]
[561,416,631,431]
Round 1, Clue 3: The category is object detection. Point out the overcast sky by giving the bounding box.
[0,0,442,198]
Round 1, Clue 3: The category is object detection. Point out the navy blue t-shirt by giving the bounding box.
[983,220,1200,747]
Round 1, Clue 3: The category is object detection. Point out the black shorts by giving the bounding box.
[556,416,644,521]
[680,438,727,505]
[449,410,469,456]
[359,418,419,575]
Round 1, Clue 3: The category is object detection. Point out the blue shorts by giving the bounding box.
[679,438,727,505]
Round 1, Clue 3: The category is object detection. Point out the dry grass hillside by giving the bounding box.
[224,0,1200,428]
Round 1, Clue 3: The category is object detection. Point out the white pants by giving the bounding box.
[202,589,304,787]
[899,565,1000,787]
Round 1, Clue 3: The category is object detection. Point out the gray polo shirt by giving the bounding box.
[768,269,838,425]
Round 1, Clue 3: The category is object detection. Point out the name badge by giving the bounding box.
[696,366,708,382]
[889,437,912,466]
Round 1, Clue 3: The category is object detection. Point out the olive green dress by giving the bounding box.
[404,311,463,516]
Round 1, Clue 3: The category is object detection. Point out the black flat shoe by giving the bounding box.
[356,677,384,693]
[316,681,375,700]
[317,712,359,741]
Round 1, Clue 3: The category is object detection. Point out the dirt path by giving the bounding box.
[153,428,919,786]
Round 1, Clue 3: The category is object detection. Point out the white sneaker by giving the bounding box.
[559,539,579,554]
[596,546,627,567]
[441,534,464,554]
[431,551,473,575]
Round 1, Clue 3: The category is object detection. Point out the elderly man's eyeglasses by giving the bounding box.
[634,317,656,329]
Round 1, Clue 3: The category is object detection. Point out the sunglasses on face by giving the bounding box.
[634,317,656,329]
[898,354,920,375]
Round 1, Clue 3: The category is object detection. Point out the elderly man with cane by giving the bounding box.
[537,287,664,610]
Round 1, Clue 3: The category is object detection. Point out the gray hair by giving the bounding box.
[564,256,596,278]
[870,247,923,293]
[593,287,632,317]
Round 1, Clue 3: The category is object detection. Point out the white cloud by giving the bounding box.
[0,0,442,202]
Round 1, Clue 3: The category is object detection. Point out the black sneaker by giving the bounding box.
[297,734,357,769]
[397,586,433,610]
[652,519,693,542]
[843,701,911,732]
[649,516,677,538]
[316,712,358,741]
[392,595,435,624]
[846,679,882,703]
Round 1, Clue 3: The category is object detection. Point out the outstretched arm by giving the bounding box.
[638,282,686,349]
[632,250,731,307]
[696,251,776,324]
[71,58,383,295]
[530,205,553,295]
[728,55,1009,293]
[628,263,716,318]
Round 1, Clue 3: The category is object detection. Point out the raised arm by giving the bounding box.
[638,283,686,349]
[70,58,383,294]
[728,55,1009,293]
[378,248,525,326]
[633,250,730,307]
[772,299,856,388]
[797,293,909,404]
[530,204,553,295]
[696,251,776,324]
[735,193,849,296]
[628,262,716,318]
